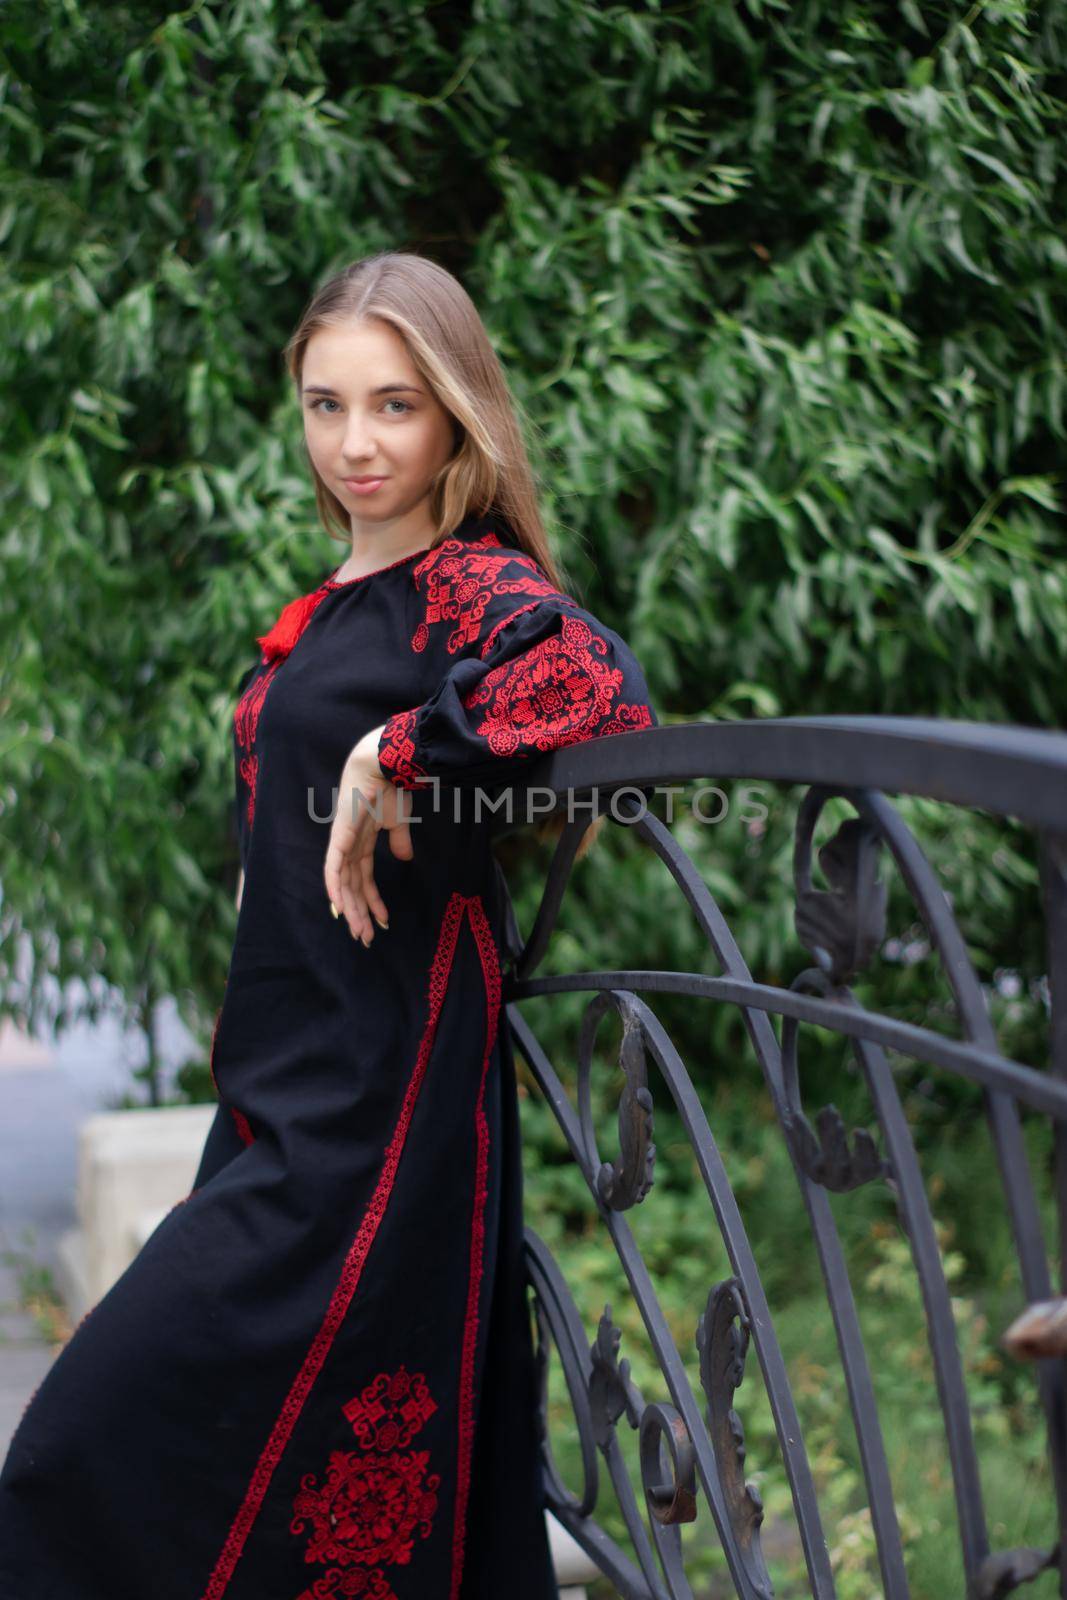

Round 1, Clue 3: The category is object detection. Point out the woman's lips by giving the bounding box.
[342,476,387,495]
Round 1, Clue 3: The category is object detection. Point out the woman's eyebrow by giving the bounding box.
[301,383,425,397]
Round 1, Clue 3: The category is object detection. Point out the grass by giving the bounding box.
[0,1225,73,1349]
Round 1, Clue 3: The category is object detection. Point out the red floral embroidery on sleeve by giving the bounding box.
[409,531,576,656]
[377,708,428,792]
[464,612,654,757]
[289,1365,440,1600]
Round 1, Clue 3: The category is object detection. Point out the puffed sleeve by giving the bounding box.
[376,597,658,791]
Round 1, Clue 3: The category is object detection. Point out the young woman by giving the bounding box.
[0,251,658,1600]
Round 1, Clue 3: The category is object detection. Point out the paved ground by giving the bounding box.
[0,1001,193,1460]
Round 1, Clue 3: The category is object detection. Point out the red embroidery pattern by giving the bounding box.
[448,893,500,1600]
[234,661,279,747]
[409,530,573,656]
[376,709,427,792]
[201,891,475,1600]
[377,612,653,790]
[290,1366,440,1600]
[239,752,258,828]
[234,577,335,830]
[466,611,655,758]
[295,1571,393,1599]
[343,1367,437,1451]
[234,660,280,830]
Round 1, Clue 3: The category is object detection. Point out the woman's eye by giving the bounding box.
[309,398,411,416]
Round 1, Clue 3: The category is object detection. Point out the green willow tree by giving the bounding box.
[0,0,1064,1102]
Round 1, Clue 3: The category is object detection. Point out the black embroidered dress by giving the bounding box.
[0,508,658,1600]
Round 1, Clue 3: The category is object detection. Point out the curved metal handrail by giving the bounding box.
[493,715,1067,829]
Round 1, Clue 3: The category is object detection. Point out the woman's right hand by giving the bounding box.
[324,726,415,946]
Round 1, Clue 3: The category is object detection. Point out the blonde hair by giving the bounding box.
[283,250,605,861]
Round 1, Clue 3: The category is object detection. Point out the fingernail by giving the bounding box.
[330,903,339,919]
[374,915,389,930]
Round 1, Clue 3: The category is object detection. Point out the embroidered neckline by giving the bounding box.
[322,509,512,590]
[323,544,433,588]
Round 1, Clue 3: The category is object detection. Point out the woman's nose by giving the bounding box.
[342,417,376,458]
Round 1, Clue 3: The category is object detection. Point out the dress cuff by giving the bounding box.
[377,709,429,792]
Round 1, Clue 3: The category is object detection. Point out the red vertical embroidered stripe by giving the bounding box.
[199,890,487,1599]
[449,893,501,1599]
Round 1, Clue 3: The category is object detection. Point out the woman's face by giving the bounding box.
[301,318,457,530]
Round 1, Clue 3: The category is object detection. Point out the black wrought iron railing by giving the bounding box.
[490,716,1067,1600]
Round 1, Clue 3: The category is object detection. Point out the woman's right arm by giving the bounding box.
[376,596,657,792]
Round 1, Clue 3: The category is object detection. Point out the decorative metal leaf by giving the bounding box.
[595,1005,657,1211]
[696,1278,773,1598]
[783,1102,888,1192]
[588,1304,644,1447]
[795,815,887,982]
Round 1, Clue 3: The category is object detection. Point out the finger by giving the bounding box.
[324,833,349,917]
[335,779,375,941]
[351,828,385,938]
[358,847,390,929]
[341,846,373,946]
[387,819,414,861]
[326,811,366,941]
[380,785,415,861]
[325,774,366,908]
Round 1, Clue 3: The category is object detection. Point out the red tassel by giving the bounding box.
[255,588,329,662]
